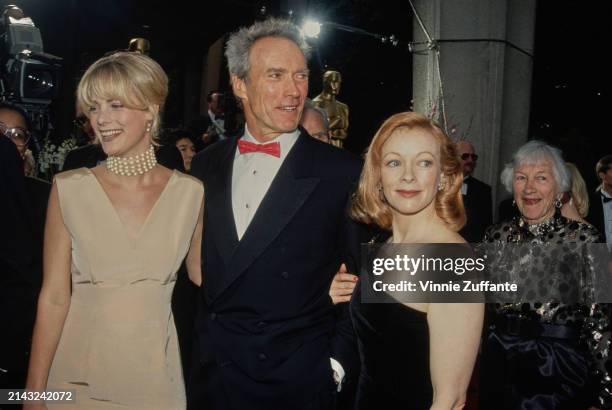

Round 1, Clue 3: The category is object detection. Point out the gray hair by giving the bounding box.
[500,140,571,193]
[225,17,311,80]
[303,98,329,130]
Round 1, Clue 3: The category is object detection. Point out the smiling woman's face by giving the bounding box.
[513,159,559,224]
[88,98,152,157]
[380,127,441,217]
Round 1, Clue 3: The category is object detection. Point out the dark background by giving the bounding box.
[529,0,611,190]
[3,0,610,189]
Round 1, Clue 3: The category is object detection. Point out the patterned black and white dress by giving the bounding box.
[479,211,611,410]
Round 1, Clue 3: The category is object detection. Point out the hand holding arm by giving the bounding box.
[329,263,358,304]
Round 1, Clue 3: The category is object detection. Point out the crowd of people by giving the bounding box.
[1,16,611,410]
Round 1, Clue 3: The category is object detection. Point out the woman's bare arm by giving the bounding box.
[428,302,484,410]
[25,183,72,395]
[186,197,204,287]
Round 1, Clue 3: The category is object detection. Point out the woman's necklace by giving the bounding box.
[106,144,156,176]
[519,214,556,238]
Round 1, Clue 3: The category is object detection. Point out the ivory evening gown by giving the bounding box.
[47,167,203,409]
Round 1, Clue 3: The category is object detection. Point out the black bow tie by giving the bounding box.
[602,193,612,203]
[215,114,225,121]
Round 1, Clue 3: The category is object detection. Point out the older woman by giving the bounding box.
[25,52,204,409]
[349,112,483,410]
[479,140,610,410]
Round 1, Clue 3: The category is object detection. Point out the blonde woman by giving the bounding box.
[25,52,204,409]
[562,162,589,221]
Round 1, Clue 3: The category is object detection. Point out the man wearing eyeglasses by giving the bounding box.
[0,102,35,176]
[456,140,492,243]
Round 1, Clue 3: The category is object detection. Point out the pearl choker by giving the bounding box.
[106,145,157,176]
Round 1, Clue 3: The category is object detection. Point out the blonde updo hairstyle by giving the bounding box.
[76,52,168,143]
[351,111,466,231]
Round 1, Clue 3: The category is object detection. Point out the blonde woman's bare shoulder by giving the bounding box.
[54,166,91,181]
[172,169,204,194]
[173,169,202,185]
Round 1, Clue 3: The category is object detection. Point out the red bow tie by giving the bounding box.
[238,140,281,158]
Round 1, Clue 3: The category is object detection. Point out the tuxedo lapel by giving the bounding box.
[210,133,320,301]
[464,176,472,195]
[207,138,240,268]
[589,192,605,235]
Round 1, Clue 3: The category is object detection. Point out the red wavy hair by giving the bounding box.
[351,112,466,231]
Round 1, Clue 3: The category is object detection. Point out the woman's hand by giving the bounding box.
[329,263,358,304]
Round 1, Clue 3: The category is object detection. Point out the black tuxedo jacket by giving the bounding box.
[459,176,493,243]
[189,129,363,408]
[587,191,606,237]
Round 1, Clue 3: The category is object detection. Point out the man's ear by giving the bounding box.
[231,74,247,101]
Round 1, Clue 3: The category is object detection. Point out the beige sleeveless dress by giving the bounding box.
[47,167,203,409]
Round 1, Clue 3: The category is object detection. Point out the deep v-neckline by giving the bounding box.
[87,168,177,242]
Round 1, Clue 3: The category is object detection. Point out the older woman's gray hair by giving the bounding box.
[500,140,571,193]
[225,18,311,80]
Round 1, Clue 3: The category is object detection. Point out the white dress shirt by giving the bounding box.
[208,110,226,139]
[231,126,299,240]
[461,180,468,195]
[231,125,345,390]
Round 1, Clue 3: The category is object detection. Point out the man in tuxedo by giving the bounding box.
[587,155,612,245]
[188,18,362,410]
[189,90,227,151]
[206,90,226,139]
[456,140,492,242]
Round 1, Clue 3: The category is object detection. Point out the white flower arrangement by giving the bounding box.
[38,137,77,177]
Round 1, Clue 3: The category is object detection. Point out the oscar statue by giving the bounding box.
[313,70,349,148]
[128,38,151,55]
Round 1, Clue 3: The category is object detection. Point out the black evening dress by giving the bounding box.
[350,279,433,410]
[479,211,611,410]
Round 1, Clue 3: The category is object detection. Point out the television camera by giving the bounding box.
[0,4,62,151]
